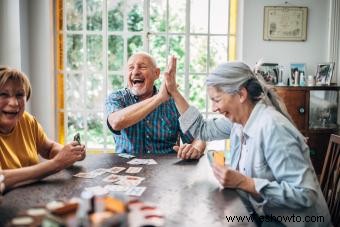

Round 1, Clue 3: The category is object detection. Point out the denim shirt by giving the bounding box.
[179,102,332,227]
[105,87,193,155]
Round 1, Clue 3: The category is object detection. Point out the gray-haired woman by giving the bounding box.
[162,57,331,226]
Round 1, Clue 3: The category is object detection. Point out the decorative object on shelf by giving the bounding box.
[290,63,306,86]
[315,62,335,85]
[255,62,279,85]
[263,6,308,41]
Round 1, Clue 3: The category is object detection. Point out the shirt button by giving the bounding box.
[146,135,149,138]
[147,150,151,154]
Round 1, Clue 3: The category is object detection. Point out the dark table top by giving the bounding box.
[0,154,255,227]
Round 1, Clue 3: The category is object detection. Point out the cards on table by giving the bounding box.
[127,159,157,165]
[118,153,136,159]
[126,167,142,174]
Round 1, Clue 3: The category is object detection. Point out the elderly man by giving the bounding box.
[105,52,206,159]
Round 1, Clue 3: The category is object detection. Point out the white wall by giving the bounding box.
[240,0,333,83]
[0,0,55,139]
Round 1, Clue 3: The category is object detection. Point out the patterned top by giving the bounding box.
[105,87,194,155]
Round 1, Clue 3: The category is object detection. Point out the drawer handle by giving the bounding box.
[299,107,305,114]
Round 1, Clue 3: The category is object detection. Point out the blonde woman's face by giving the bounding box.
[207,86,243,124]
[0,80,26,134]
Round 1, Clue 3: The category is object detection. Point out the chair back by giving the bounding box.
[319,134,340,225]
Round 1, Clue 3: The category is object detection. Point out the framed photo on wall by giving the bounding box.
[263,6,308,41]
[315,62,335,85]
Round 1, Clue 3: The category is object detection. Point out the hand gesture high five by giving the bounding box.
[164,56,179,95]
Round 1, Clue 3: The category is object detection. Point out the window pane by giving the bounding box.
[66,0,83,30]
[127,0,143,32]
[86,73,104,109]
[67,35,84,70]
[190,0,208,33]
[169,35,185,73]
[149,35,166,71]
[107,74,124,95]
[189,74,206,112]
[128,35,143,58]
[169,0,185,32]
[86,0,103,31]
[66,73,84,110]
[209,36,228,69]
[108,0,124,31]
[87,35,103,70]
[67,112,85,143]
[210,0,229,34]
[190,36,207,73]
[108,35,124,71]
[150,0,166,32]
[87,113,104,148]
[106,128,115,149]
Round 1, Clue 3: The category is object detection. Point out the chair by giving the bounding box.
[319,134,340,225]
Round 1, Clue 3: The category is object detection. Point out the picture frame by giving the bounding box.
[290,63,306,85]
[256,63,279,85]
[263,6,308,41]
[315,62,335,85]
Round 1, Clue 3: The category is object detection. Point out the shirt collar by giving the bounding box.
[243,101,266,138]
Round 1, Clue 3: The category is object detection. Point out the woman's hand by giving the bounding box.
[174,143,203,160]
[52,141,86,170]
[156,80,170,103]
[212,164,260,198]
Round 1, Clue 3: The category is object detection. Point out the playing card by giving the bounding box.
[125,167,142,174]
[73,172,98,178]
[105,167,126,174]
[85,186,109,196]
[104,185,130,192]
[103,174,122,183]
[118,153,136,159]
[213,151,225,166]
[89,168,108,176]
[115,175,145,186]
[127,159,157,165]
[125,186,146,197]
[73,133,81,145]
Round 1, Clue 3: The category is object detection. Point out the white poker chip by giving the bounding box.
[11,216,34,225]
[46,200,64,210]
[27,208,47,216]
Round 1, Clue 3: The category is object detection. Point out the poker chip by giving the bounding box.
[27,208,47,216]
[11,216,34,225]
[46,200,64,210]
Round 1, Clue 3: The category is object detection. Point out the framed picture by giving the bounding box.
[263,6,308,41]
[256,63,279,85]
[315,63,335,85]
[290,63,306,85]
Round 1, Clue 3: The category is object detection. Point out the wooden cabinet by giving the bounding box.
[275,86,340,174]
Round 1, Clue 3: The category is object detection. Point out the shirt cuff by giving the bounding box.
[248,178,270,216]
[0,174,5,195]
[179,106,200,133]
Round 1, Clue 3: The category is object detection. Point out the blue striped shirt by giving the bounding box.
[105,87,194,155]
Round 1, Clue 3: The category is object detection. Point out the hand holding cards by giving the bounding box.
[207,150,225,166]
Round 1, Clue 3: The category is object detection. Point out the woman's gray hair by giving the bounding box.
[206,61,294,124]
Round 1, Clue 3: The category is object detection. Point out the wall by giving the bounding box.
[0,0,55,138]
[240,0,334,83]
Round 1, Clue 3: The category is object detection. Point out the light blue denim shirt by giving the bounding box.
[179,101,332,227]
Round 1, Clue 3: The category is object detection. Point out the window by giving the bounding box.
[56,0,238,152]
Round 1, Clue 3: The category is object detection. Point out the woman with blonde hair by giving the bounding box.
[0,66,86,192]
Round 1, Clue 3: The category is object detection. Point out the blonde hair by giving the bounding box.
[0,66,31,101]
